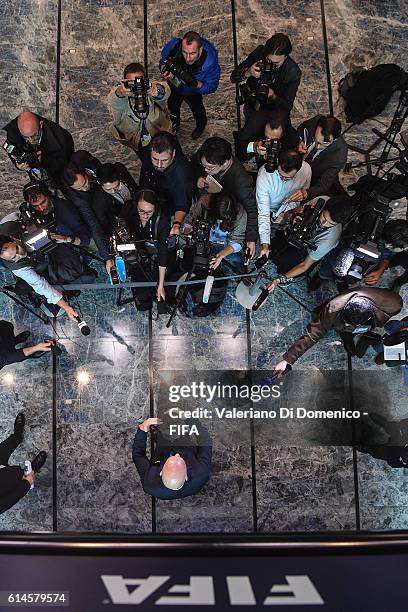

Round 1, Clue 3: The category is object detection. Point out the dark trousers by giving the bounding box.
[0,320,18,352]
[390,250,408,287]
[269,232,307,274]
[168,84,207,128]
[0,433,21,467]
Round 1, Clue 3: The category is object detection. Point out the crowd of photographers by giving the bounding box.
[1,30,408,509]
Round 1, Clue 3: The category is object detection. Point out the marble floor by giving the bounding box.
[0,0,407,534]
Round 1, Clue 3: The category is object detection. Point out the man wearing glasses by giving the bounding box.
[256,149,311,258]
[266,195,351,289]
[3,111,74,186]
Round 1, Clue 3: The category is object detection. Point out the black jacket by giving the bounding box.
[234,109,300,162]
[120,203,171,268]
[62,150,111,259]
[0,321,27,371]
[3,115,74,184]
[230,47,301,112]
[140,147,194,216]
[91,163,138,237]
[297,115,348,200]
[191,153,258,243]
[132,426,212,500]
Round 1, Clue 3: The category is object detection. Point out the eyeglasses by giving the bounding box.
[137,208,154,217]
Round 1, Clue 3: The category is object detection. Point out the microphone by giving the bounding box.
[74,315,91,336]
[333,248,355,277]
[203,275,215,304]
[252,288,270,311]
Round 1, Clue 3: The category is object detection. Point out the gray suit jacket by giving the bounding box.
[297,115,348,200]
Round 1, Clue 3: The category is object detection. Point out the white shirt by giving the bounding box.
[256,161,312,244]
[12,266,62,304]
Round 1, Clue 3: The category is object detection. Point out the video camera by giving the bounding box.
[180,211,212,273]
[285,197,327,252]
[2,140,47,183]
[17,198,56,255]
[333,177,399,280]
[161,57,198,88]
[238,60,279,109]
[109,220,159,284]
[123,76,151,119]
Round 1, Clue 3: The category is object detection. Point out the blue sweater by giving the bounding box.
[160,37,221,96]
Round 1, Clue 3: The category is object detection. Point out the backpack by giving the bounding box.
[338,63,403,124]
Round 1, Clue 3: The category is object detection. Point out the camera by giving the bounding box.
[18,200,55,254]
[263,138,281,173]
[161,57,198,88]
[2,140,47,183]
[334,179,395,280]
[123,77,151,119]
[237,60,279,109]
[285,198,327,252]
[110,220,160,284]
[179,212,212,272]
[383,329,408,365]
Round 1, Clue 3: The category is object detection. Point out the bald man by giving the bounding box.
[132,417,212,500]
[3,111,74,185]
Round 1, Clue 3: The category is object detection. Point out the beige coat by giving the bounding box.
[107,80,172,150]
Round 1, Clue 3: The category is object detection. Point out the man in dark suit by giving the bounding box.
[61,150,113,268]
[230,33,301,116]
[3,112,74,186]
[234,107,300,165]
[93,162,138,237]
[273,287,403,374]
[0,413,47,515]
[132,417,212,500]
[290,115,348,203]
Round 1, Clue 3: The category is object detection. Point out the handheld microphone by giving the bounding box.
[203,275,215,303]
[74,315,91,336]
[252,288,270,311]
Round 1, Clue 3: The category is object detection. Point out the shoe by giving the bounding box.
[14,330,31,345]
[191,124,206,139]
[31,451,47,473]
[14,413,25,441]
[375,352,385,365]
[355,335,373,358]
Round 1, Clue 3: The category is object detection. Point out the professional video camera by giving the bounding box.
[2,140,47,183]
[238,60,279,109]
[123,76,151,119]
[333,166,408,280]
[179,211,212,273]
[109,219,161,284]
[14,184,57,255]
[284,197,327,252]
[161,57,198,88]
[263,138,281,173]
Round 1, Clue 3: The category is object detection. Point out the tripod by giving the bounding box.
[344,76,408,175]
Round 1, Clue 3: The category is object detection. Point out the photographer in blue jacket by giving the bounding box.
[159,31,221,140]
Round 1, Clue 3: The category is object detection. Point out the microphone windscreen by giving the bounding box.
[75,315,91,336]
[333,248,355,277]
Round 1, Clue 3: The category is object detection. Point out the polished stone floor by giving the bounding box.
[0,0,407,534]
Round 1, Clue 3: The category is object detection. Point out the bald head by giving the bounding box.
[161,453,187,491]
[17,112,40,139]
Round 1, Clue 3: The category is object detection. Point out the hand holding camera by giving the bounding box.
[248,62,262,78]
[254,140,268,156]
